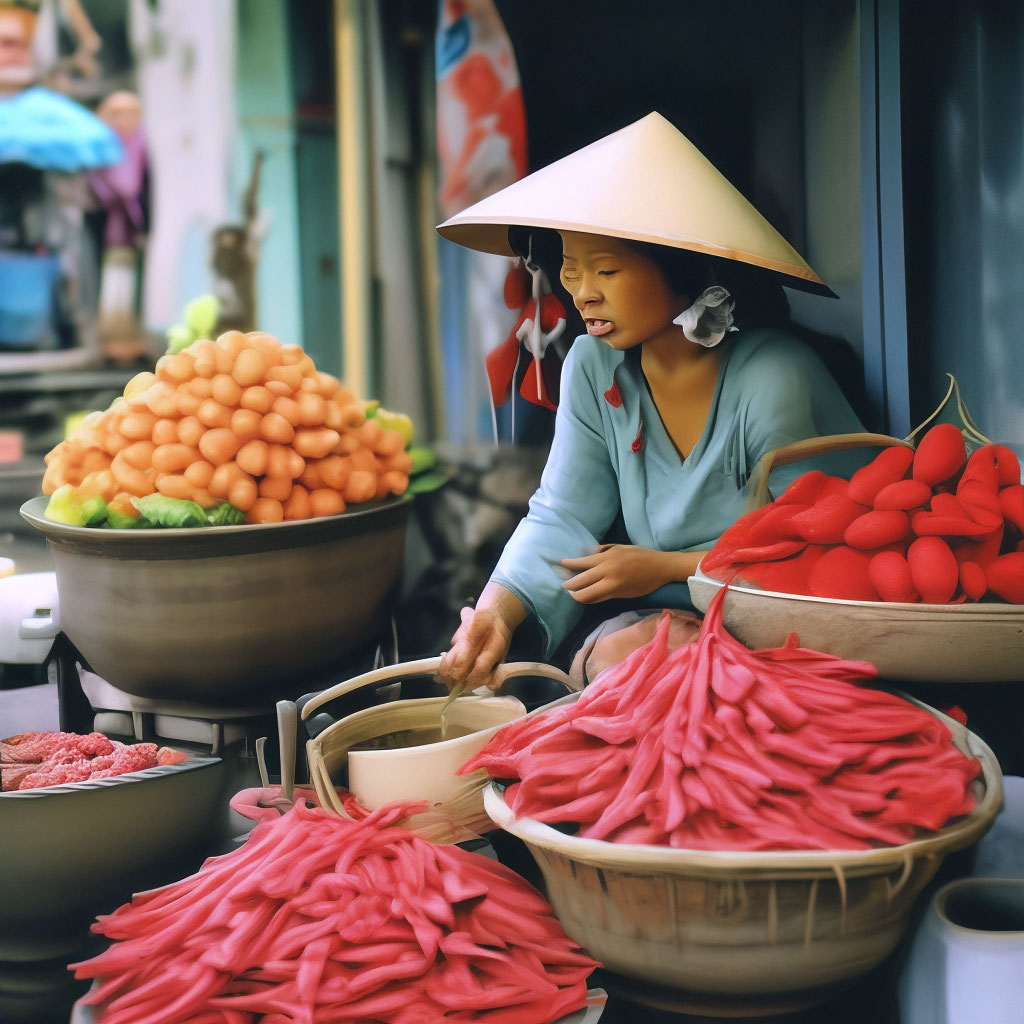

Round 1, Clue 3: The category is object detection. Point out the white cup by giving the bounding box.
[899,877,1024,1024]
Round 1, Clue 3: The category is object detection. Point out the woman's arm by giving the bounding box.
[488,340,624,654]
[560,545,707,603]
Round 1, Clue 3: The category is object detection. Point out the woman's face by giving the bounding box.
[558,232,688,350]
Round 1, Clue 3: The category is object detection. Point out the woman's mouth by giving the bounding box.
[585,318,614,337]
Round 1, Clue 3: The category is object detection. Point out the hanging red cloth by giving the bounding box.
[486,255,567,411]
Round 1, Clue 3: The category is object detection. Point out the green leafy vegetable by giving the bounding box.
[164,324,194,355]
[408,445,436,476]
[206,502,245,525]
[105,508,148,529]
[133,494,208,528]
[44,485,108,527]
[165,294,220,354]
[406,470,448,495]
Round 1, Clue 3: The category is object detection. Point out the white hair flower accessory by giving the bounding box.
[674,285,737,348]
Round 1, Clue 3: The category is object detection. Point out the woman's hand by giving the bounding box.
[560,545,706,603]
[437,583,527,692]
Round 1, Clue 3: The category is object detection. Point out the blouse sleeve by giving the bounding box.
[490,341,621,658]
[734,332,867,496]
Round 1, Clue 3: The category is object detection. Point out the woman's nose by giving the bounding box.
[573,272,602,308]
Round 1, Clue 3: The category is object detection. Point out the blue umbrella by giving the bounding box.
[0,85,122,172]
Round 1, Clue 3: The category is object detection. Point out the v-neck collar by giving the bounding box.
[624,342,734,469]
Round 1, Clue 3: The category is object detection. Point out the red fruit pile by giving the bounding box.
[703,424,1024,603]
[1,730,187,791]
[72,800,597,1024]
[462,592,980,851]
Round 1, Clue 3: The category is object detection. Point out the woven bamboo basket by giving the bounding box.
[483,700,1002,1013]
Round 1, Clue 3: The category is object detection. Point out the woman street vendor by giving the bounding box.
[436,112,865,690]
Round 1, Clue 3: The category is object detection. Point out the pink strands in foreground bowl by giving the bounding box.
[461,589,980,851]
[71,799,598,1024]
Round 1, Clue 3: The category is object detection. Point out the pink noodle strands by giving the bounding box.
[461,590,981,851]
[70,800,597,1024]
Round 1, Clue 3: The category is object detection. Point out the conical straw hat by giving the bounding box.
[437,111,832,295]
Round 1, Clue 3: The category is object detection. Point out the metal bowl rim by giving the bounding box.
[19,494,411,542]
[0,754,220,799]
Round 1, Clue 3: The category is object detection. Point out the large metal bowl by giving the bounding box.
[20,496,411,703]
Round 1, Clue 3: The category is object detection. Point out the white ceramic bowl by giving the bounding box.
[301,656,577,841]
[483,703,1003,1012]
[344,695,528,810]
[688,566,1024,683]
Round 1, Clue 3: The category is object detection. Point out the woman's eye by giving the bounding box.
[598,270,618,277]
[561,267,579,281]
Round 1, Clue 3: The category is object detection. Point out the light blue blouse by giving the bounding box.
[490,327,865,657]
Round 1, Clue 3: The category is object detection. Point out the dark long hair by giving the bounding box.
[626,240,792,332]
[506,226,869,421]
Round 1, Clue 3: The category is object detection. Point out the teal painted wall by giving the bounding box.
[235,0,303,348]
[294,130,341,378]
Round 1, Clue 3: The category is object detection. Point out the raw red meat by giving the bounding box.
[1,730,114,763]
[1,731,189,791]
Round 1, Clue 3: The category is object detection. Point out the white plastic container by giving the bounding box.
[899,877,1024,1024]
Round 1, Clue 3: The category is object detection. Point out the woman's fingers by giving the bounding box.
[438,606,511,691]
[559,553,602,572]
[562,554,629,602]
[566,579,612,604]
[561,543,619,570]
[437,607,477,686]
[465,637,508,691]
[561,566,606,592]
[563,566,615,603]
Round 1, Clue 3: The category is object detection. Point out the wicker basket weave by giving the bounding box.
[483,700,1002,1009]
